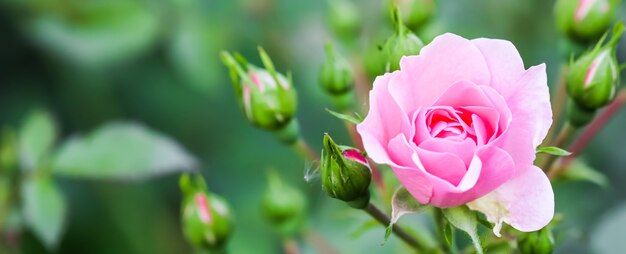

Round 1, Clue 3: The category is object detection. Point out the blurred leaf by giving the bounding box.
[561,160,608,187]
[384,187,424,243]
[28,1,159,68]
[19,110,57,171]
[325,108,362,125]
[536,146,571,156]
[51,122,197,180]
[443,206,482,254]
[169,12,223,94]
[591,203,626,254]
[21,174,67,250]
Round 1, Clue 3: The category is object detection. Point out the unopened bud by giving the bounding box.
[321,133,371,209]
[221,48,298,132]
[319,42,354,96]
[555,0,621,41]
[566,23,623,126]
[261,170,307,236]
[518,228,554,254]
[382,6,424,72]
[180,174,233,251]
[327,0,361,42]
[390,0,437,32]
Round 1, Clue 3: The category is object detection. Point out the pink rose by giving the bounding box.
[357,33,554,235]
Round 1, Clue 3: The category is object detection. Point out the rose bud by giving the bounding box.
[327,0,361,42]
[180,174,234,252]
[555,0,621,42]
[566,23,623,126]
[382,6,424,72]
[321,133,371,209]
[221,48,297,132]
[518,228,554,254]
[261,170,307,236]
[389,0,437,32]
[320,42,354,96]
[319,42,355,110]
[364,42,387,81]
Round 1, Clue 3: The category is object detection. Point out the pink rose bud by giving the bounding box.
[221,48,298,132]
[382,6,424,71]
[261,170,307,235]
[389,0,437,32]
[180,174,233,251]
[321,133,371,209]
[357,33,554,236]
[566,22,623,126]
[555,0,621,41]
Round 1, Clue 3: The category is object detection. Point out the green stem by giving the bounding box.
[364,202,424,251]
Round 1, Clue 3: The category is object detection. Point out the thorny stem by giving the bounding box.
[364,202,423,251]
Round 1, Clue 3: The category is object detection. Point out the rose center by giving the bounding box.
[425,106,478,143]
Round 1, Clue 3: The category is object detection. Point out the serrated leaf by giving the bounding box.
[561,160,608,187]
[21,174,66,250]
[52,122,197,180]
[384,187,424,243]
[19,110,57,171]
[536,146,571,156]
[443,206,483,254]
[325,108,362,125]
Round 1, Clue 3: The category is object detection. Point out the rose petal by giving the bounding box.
[388,33,491,113]
[471,38,526,98]
[357,73,412,165]
[499,65,552,167]
[467,165,554,236]
[426,146,515,208]
[387,134,433,204]
[418,138,476,167]
[416,147,467,186]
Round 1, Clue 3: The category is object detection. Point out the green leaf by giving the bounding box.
[384,187,424,243]
[19,110,57,171]
[561,160,608,187]
[325,108,362,125]
[21,174,66,250]
[443,206,483,254]
[536,146,571,156]
[51,122,197,180]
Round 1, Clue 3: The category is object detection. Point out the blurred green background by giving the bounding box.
[0,0,625,253]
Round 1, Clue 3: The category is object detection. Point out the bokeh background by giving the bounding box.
[1,0,625,253]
